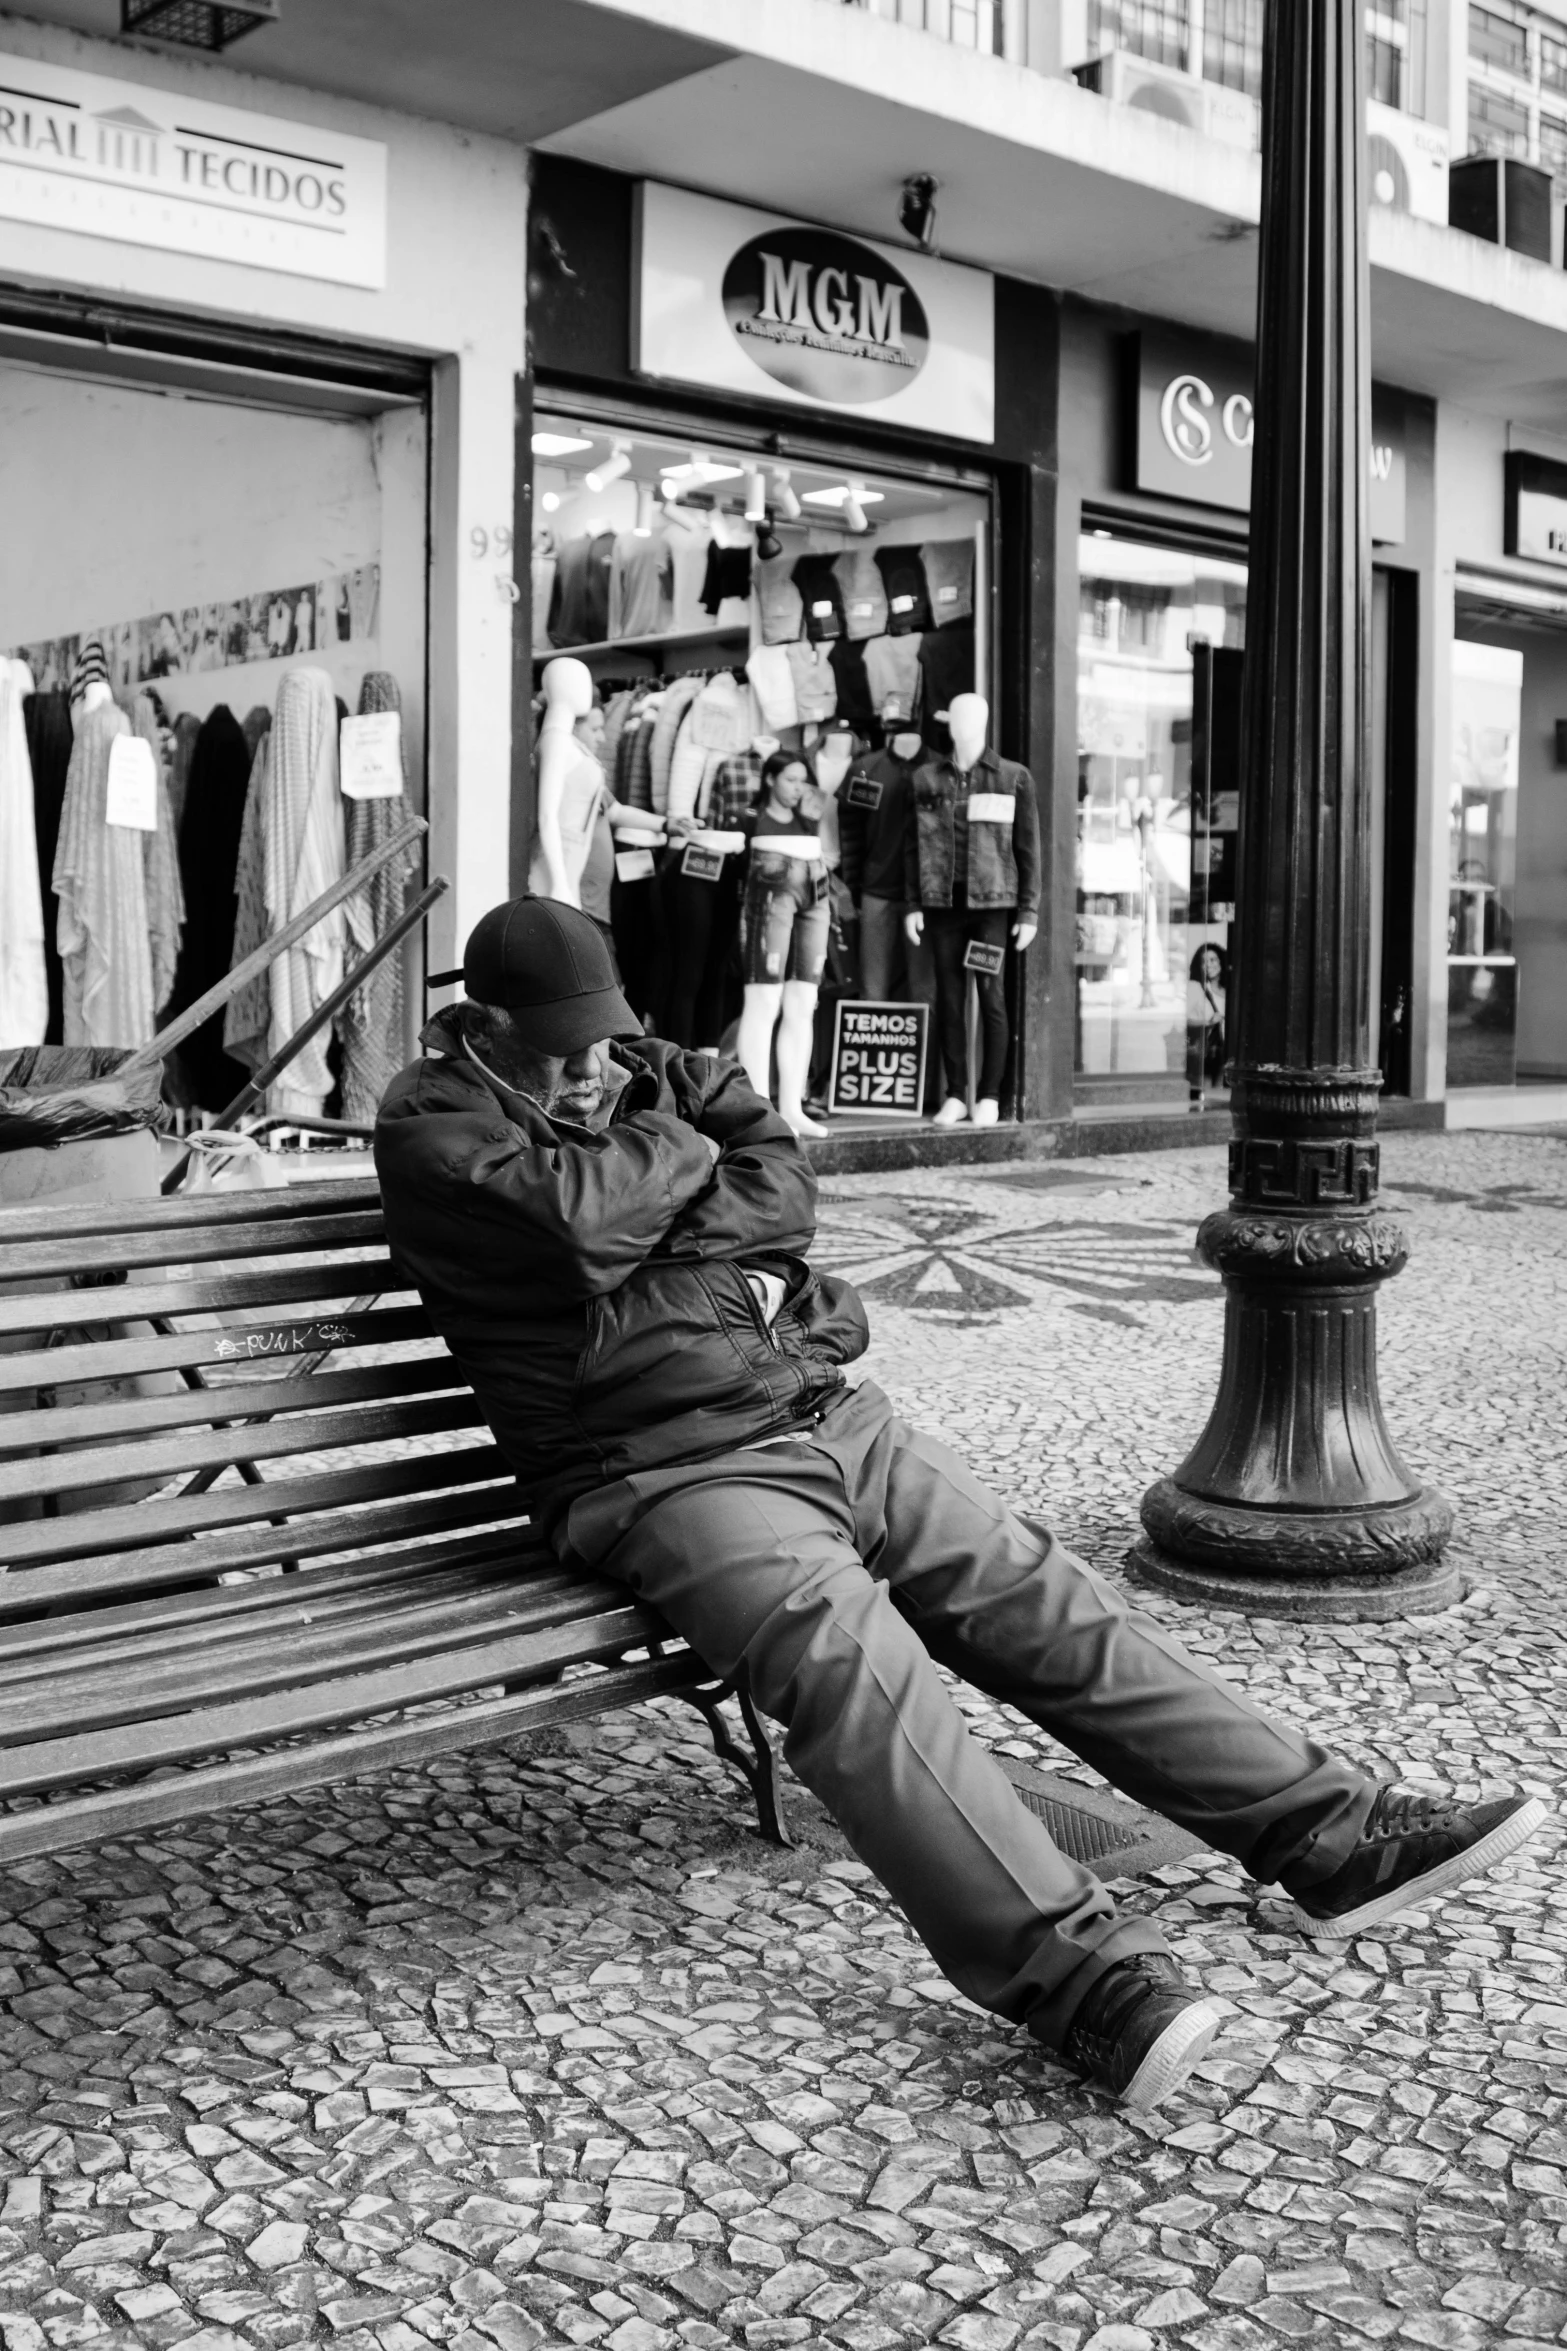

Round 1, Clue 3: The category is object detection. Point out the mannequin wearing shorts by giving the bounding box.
[736,751,831,1140]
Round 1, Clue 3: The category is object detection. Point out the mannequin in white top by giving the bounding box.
[905,694,1038,1128]
[532,658,596,909]
[736,752,832,1141]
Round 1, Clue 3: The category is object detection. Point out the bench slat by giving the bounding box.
[0,1176,379,1243]
[0,1354,466,1455]
[0,1650,703,1866]
[0,1443,515,1569]
[0,1527,549,1659]
[0,1209,387,1282]
[0,1392,484,1506]
[0,1257,403,1338]
[0,1306,434,1397]
[0,1574,618,1744]
[0,1605,662,1795]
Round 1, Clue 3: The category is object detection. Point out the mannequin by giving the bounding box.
[735,750,832,1139]
[905,693,1039,1126]
[530,657,597,908]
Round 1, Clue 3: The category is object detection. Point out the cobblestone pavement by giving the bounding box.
[0,1129,1563,2351]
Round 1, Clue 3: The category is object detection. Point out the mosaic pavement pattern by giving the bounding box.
[0,1129,1563,2351]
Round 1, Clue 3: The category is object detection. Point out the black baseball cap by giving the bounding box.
[428,897,641,1055]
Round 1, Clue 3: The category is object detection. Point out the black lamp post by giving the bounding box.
[1133,0,1456,1620]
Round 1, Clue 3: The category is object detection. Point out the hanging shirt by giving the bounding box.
[874,545,934,635]
[169,704,253,1112]
[340,670,418,1126]
[608,531,674,640]
[53,700,157,1048]
[261,667,345,1119]
[791,554,846,643]
[0,665,46,1048]
[920,537,975,627]
[832,547,890,642]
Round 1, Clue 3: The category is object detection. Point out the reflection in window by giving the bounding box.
[1470,3,1529,74]
[1203,0,1265,95]
[1447,639,1520,1088]
[1075,535,1247,1094]
[1469,80,1532,154]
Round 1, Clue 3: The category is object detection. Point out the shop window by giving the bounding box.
[1087,0,1190,72]
[1469,2,1529,76]
[1074,533,1246,1100]
[1447,640,1520,1087]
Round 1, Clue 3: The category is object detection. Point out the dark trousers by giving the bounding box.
[661,862,736,1049]
[560,1381,1375,2052]
[925,906,1010,1101]
[610,871,667,1029]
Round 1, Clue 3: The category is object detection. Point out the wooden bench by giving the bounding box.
[0,1177,788,1865]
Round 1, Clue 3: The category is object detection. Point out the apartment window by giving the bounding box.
[1541,28,1567,95]
[1538,108,1567,174]
[1470,3,1529,75]
[1367,32,1402,103]
[1470,80,1532,154]
[1087,0,1190,72]
[1202,0,1265,98]
[845,0,1002,49]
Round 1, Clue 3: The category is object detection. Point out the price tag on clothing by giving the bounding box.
[936,585,959,605]
[340,710,404,799]
[811,601,834,618]
[846,774,883,811]
[890,594,917,614]
[615,848,656,883]
[104,734,158,831]
[681,844,724,882]
[963,939,1007,977]
[966,792,1015,825]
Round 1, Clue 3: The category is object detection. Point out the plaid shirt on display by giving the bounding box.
[706,750,765,832]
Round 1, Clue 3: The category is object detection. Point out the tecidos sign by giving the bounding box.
[636,183,994,443]
[1133,332,1407,543]
[0,50,386,287]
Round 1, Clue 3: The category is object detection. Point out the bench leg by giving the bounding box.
[677,1680,792,1848]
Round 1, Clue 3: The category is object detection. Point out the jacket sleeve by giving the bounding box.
[1011,760,1041,918]
[838,769,866,897]
[654,1050,818,1261]
[382,1099,721,1309]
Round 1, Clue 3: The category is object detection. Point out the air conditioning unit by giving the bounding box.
[1367,100,1450,223]
[1449,152,1553,261]
[1074,51,1260,148]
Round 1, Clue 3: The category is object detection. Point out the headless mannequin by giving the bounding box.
[737,755,826,1140]
[533,658,595,908]
[906,693,1037,1127]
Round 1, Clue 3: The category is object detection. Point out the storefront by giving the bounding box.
[525,156,1058,1128]
[1059,305,1432,1115]
[0,21,525,1102]
[1444,446,1567,1094]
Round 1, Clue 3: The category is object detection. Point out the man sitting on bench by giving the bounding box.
[375,897,1544,2111]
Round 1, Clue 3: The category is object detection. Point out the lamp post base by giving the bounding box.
[1127,1510,1462,1623]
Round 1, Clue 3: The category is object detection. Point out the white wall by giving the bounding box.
[0,12,528,973]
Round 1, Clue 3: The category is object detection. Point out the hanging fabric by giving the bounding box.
[169,704,253,1112]
[224,724,272,1078]
[258,667,344,1118]
[168,711,202,836]
[339,670,418,1124]
[0,664,47,1048]
[53,700,159,1047]
[132,692,185,1027]
[23,687,72,1045]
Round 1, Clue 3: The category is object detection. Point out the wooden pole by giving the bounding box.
[1133,0,1455,1620]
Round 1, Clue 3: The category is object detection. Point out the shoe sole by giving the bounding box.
[1119,2001,1223,2111]
[1289,1796,1548,1942]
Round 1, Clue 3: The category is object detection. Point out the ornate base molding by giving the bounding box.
[1126,1536,1463,1623]
[1141,1476,1455,1577]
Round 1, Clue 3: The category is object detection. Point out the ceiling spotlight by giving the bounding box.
[801,484,887,511]
[584,440,632,494]
[540,489,561,514]
[843,481,869,534]
[663,452,744,486]
[744,467,767,524]
[771,466,802,522]
[661,475,685,506]
[756,517,783,562]
[898,172,939,252]
[532,429,593,458]
[633,483,656,538]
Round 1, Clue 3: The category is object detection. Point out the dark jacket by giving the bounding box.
[905,746,1041,915]
[838,744,921,904]
[374,1010,869,1530]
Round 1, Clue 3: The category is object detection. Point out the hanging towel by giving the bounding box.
[259,667,344,1118]
[224,727,272,1077]
[171,704,254,1111]
[168,711,202,836]
[133,692,185,1026]
[23,688,72,1045]
[0,666,47,1047]
[339,670,418,1125]
[53,699,159,1047]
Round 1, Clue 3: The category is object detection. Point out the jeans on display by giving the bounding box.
[559,1380,1377,2053]
[609,871,667,1029]
[739,867,832,986]
[660,858,740,1048]
[859,893,935,1007]
[926,905,1011,1101]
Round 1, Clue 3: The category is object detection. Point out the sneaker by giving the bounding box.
[1063,1954,1222,2111]
[1290,1787,1547,1941]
